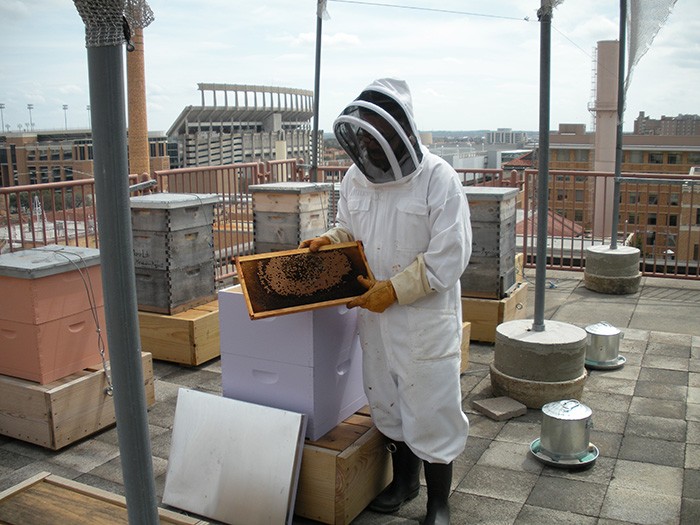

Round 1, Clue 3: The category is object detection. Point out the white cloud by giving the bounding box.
[1,0,698,134]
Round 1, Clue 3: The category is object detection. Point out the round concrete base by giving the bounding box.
[490,363,588,409]
[494,320,587,382]
[584,245,641,295]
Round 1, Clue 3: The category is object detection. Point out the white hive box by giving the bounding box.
[462,187,518,299]
[130,193,218,314]
[251,182,333,253]
[0,245,107,384]
[218,285,367,440]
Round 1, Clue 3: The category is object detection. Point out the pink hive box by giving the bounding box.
[218,285,367,441]
[0,245,108,384]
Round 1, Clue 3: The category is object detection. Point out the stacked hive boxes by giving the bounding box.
[130,193,219,314]
[0,245,155,449]
[250,182,333,253]
[461,187,519,299]
[218,285,367,440]
[0,245,107,384]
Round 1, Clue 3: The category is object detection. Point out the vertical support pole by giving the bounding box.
[610,0,627,249]
[310,1,324,182]
[87,44,159,525]
[533,1,552,332]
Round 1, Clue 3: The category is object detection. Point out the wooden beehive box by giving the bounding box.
[461,187,518,299]
[251,181,333,253]
[0,472,208,525]
[462,282,528,343]
[138,300,220,366]
[0,245,108,384]
[235,241,373,319]
[294,408,391,525]
[130,193,218,314]
[0,352,154,450]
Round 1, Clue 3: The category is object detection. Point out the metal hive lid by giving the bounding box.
[585,321,621,336]
[542,399,592,421]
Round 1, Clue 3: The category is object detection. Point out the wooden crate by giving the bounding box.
[461,282,528,343]
[138,300,220,366]
[0,352,154,450]
[0,472,208,525]
[295,408,391,525]
[461,321,471,373]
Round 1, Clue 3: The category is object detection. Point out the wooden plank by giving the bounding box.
[461,322,471,373]
[462,283,528,343]
[252,191,329,214]
[0,472,207,525]
[0,376,52,447]
[295,417,391,525]
[0,353,154,450]
[295,445,340,524]
[235,241,374,320]
[138,301,220,366]
[334,426,391,525]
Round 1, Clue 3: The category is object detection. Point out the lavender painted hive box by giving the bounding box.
[218,285,367,440]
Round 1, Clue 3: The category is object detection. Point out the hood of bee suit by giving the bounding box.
[333,78,424,184]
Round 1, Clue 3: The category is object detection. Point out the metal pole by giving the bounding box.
[87,44,159,524]
[610,0,627,250]
[532,1,552,332]
[310,1,324,182]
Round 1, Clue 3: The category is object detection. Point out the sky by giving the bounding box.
[1,0,698,135]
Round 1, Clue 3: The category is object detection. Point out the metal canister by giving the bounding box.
[585,321,623,365]
[540,400,593,460]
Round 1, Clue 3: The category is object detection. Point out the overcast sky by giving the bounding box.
[1,0,698,135]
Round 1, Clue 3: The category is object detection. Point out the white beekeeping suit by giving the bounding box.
[301,78,471,525]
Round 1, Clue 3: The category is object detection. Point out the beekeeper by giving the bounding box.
[300,78,471,525]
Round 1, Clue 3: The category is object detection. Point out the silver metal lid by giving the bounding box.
[542,399,592,421]
[129,193,219,209]
[0,245,101,279]
[585,321,621,336]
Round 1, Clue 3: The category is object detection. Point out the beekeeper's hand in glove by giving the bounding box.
[347,275,397,313]
[298,236,331,252]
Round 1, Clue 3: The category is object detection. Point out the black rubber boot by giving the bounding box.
[368,441,421,513]
[422,461,452,525]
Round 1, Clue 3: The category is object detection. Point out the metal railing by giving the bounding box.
[1,178,118,252]
[522,169,700,279]
[2,161,698,282]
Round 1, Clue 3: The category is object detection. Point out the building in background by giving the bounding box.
[634,111,700,136]
[166,83,318,168]
[0,130,170,187]
[545,122,700,262]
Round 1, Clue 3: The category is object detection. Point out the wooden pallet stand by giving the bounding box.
[295,407,391,525]
[0,352,154,450]
[462,282,528,343]
[138,300,220,366]
[0,472,208,524]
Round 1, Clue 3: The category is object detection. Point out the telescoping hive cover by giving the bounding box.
[235,241,374,319]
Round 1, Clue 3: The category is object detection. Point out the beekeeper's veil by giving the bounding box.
[333,78,424,184]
